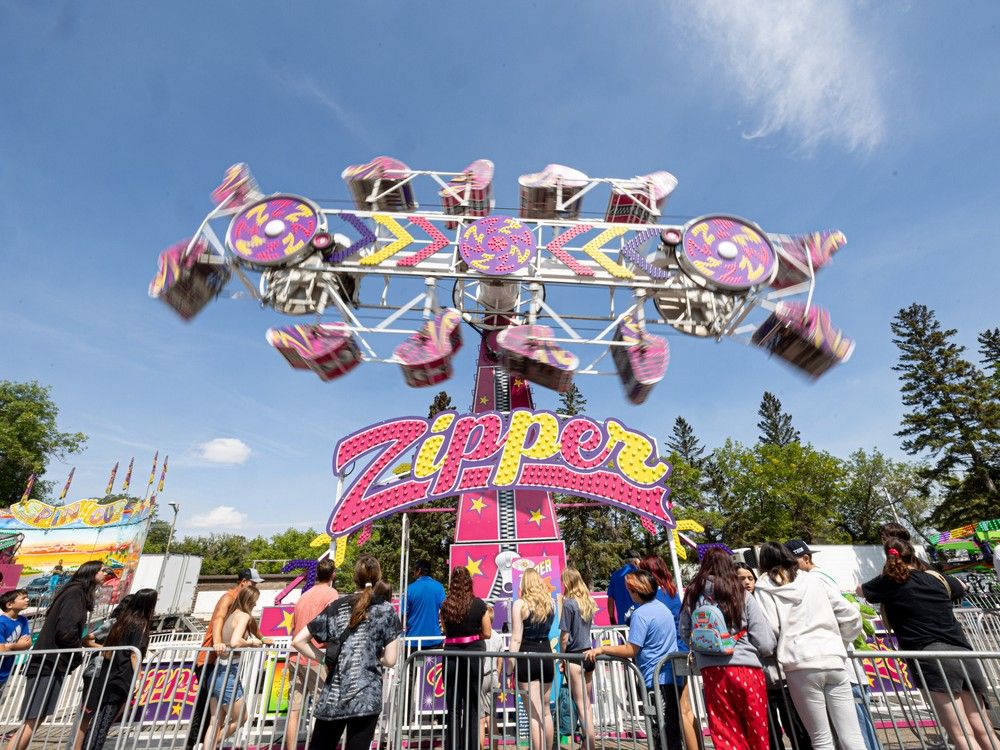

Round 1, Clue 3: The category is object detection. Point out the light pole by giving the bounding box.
[154,502,181,611]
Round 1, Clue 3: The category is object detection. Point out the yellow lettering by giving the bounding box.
[605,421,669,485]
[494,411,560,485]
[413,414,455,479]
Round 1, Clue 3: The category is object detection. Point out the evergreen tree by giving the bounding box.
[667,416,707,466]
[891,305,999,524]
[552,384,622,587]
[756,391,800,446]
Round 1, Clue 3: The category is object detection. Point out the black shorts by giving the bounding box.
[566,650,596,674]
[22,673,66,720]
[913,642,990,700]
[515,639,554,683]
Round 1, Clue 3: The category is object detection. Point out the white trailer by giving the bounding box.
[128,554,202,616]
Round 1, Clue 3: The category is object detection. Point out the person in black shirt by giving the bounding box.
[75,588,157,750]
[439,566,490,750]
[861,538,999,750]
[6,560,109,750]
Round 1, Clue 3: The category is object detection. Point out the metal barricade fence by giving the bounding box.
[392,647,654,750]
[651,648,1000,750]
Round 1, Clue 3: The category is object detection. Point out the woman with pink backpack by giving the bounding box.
[679,548,776,750]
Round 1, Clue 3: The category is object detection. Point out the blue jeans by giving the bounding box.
[852,683,882,750]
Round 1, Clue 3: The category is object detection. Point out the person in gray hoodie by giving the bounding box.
[754,542,864,750]
[680,548,777,750]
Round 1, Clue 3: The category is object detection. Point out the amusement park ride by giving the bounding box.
[150,158,855,598]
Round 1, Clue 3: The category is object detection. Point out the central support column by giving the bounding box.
[448,334,566,599]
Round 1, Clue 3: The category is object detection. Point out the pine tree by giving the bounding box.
[756,391,800,446]
[666,416,707,466]
[980,328,1000,384]
[891,305,999,524]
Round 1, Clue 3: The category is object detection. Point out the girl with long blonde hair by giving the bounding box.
[559,567,597,750]
[508,567,556,750]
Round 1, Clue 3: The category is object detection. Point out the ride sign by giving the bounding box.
[327,408,673,537]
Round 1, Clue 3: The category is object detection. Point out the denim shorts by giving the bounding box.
[211,664,244,705]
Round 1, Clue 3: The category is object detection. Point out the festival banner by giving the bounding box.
[105,462,119,496]
[147,451,159,491]
[158,456,169,493]
[4,497,154,530]
[121,457,134,494]
[133,661,200,721]
[19,474,35,504]
[59,468,75,501]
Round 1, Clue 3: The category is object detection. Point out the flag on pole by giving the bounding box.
[19,474,35,504]
[146,451,159,490]
[105,462,119,496]
[157,456,168,493]
[59,467,75,500]
[121,457,135,494]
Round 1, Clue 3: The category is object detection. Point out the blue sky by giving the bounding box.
[1,2,998,538]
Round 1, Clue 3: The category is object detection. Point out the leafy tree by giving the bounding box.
[708,439,847,547]
[172,533,254,575]
[756,391,800,446]
[891,305,999,524]
[0,380,87,506]
[142,520,173,554]
[361,391,456,584]
[836,449,934,544]
[667,417,707,466]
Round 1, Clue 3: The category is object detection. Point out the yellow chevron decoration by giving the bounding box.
[310,532,332,548]
[672,518,705,560]
[580,227,633,279]
[360,214,415,265]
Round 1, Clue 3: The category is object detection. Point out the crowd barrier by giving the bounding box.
[4,627,1000,748]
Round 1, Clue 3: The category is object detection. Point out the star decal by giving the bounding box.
[279,609,295,635]
[465,555,484,577]
[513,378,525,388]
[171,703,183,717]
[529,509,545,526]
[479,396,489,405]
[470,497,487,514]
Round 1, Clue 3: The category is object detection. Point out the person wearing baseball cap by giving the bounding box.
[239,568,265,585]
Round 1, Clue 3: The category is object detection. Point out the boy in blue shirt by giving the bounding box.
[404,559,446,648]
[0,589,32,694]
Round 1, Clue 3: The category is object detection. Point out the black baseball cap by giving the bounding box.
[239,568,265,584]
[784,539,815,557]
[625,550,641,561]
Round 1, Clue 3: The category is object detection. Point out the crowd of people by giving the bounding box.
[0,527,997,750]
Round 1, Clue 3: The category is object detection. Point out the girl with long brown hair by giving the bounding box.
[439,565,490,750]
[292,555,401,750]
[679,548,775,750]
[559,567,597,750]
[861,537,999,750]
[508,567,556,750]
[205,586,264,750]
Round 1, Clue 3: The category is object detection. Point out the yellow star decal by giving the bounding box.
[470,497,487,514]
[479,396,489,405]
[280,609,295,634]
[529,509,545,526]
[171,703,182,717]
[465,556,484,577]
[513,378,525,388]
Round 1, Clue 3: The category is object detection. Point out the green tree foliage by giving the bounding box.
[980,328,1000,384]
[837,449,934,544]
[756,391,800,446]
[359,391,456,585]
[0,380,87,506]
[708,439,847,547]
[142,520,173,554]
[891,305,999,525]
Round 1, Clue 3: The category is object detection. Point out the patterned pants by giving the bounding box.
[701,665,770,750]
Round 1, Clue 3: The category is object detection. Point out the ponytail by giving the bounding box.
[883,537,914,584]
[349,556,382,629]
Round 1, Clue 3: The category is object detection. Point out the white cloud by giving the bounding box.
[189,505,248,529]
[264,70,371,146]
[672,0,887,153]
[197,438,251,465]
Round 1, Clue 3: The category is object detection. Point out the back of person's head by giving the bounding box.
[682,547,743,630]
[373,580,392,602]
[624,569,658,604]
[561,567,597,623]
[0,589,27,612]
[759,541,800,584]
[412,559,432,577]
[880,522,911,545]
[883,537,917,583]
[624,549,641,565]
[441,566,474,625]
[110,593,135,620]
[519,568,554,622]
[350,555,382,629]
[638,554,677,598]
[55,559,104,611]
[106,588,158,648]
[316,559,335,584]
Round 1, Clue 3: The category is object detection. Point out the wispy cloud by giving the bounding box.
[196,438,251,465]
[264,70,371,146]
[188,504,247,529]
[672,0,887,153]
